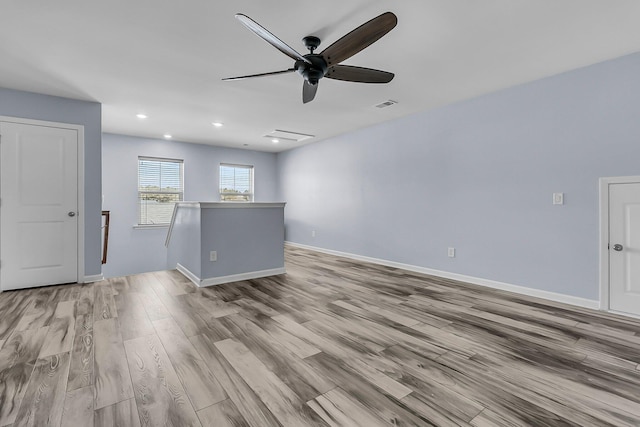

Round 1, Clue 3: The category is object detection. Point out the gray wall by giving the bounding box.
[166,205,201,278]
[0,87,102,277]
[200,206,284,279]
[102,133,279,278]
[277,52,640,301]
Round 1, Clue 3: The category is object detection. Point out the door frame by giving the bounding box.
[598,175,640,312]
[0,116,85,290]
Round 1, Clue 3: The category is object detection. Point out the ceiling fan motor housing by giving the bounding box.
[295,54,328,85]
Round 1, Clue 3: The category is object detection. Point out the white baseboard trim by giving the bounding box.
[608,310,640,320]
[83,274,104,283]
[1,274,104,291]
[286,242,600,310]
[176,263,201,286]
[200,268,287,287]
[176,263,286,288]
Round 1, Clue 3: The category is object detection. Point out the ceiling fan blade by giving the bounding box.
[325,65,394,83]
[320,12,397,66]
[235,14,311,64]
[303,81,318,104]
[222,68,295,81]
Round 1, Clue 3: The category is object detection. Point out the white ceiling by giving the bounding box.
[1,1,640,153]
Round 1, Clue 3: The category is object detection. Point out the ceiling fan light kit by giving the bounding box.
[223,11,398,103]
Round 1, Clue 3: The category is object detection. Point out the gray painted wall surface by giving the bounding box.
[102,133,278,277]
[277,52,640,301]
[166,205,201,278]
[200,206,285,279]
[0,87,102,277]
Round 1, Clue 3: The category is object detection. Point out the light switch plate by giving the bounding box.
[210,251,217,262]
[448,247,455,258]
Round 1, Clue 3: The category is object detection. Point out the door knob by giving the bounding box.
[613,244,623,252]
[68,211,76,217]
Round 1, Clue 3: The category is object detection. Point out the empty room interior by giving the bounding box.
[2,1,640,426]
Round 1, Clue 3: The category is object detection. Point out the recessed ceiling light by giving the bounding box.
[136,113,148,119]
[163,134,172,139]
[272,139,279,143]
[212,122,223,127]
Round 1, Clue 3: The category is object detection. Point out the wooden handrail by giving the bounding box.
[102,210,110,264]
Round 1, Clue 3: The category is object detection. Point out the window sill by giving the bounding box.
[133,224,170,229]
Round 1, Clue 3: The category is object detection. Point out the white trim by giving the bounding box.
[599,176,640,312]
[599,178,611,311]
[137,156,184,228]
[77,125,85,284]
[0,116,86,287]
[176,263,201,285]
[200,268,286,287]
[220,163,255,202]
[166,202,286,247]
[173,202,201,209]
[286,242,600,310]
[164,203,179,247]
[609,310,640,321]
[165,203,199,247]
[176,263,286,287]
[83,274,104,283]
[177,202,286,209]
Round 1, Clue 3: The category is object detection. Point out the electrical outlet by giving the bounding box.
[448,247,455,258]
[210,251,217,262]
[311,230,316,238]
[553,193,564,205]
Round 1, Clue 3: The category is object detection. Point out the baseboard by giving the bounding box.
[176,263,201,286]
[286,242,600,310]
[199,267,287,287]
[0,274,104,291]
[176,263,286,288]
[83,274,104,283]
[608,310,640,320]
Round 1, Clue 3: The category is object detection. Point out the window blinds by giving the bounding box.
[138,157,183,225]
[220,164,253,201]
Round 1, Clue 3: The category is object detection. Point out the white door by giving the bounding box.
[609,182,640,316]
[0,121,78,290]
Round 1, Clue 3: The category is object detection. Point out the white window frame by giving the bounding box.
[219,163,254,202]
[138,156,184,226]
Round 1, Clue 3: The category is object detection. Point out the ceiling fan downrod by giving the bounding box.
[295,36,326,85]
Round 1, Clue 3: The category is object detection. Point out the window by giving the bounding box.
[138,157,184,225]
[220,163,253,202]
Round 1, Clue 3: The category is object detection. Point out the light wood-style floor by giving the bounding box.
[1,246,640,426]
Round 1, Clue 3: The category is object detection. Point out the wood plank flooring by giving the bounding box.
[1,246,640,426]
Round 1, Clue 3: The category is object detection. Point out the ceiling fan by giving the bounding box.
[223,12,398,103]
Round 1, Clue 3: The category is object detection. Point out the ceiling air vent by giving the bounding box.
[263,129,315,142]
[374,99,398,109]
